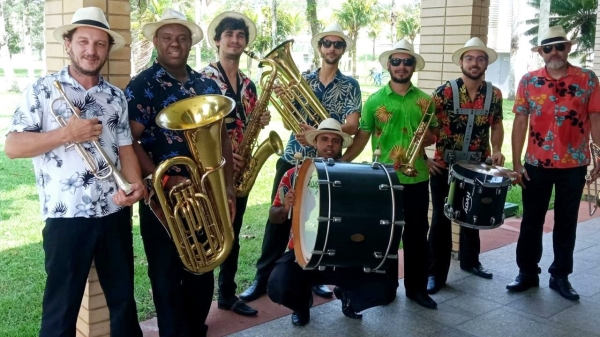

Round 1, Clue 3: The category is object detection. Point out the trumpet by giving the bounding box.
[585,142,600,215]
[50,81,132,195]
[398,97,433,177]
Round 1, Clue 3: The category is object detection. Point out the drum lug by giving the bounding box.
[478,187,483,194]
[380,220,390,225]
[363,267,372,273]
[318,266,326,271]
[387,254,398,259]
[490,217,495,226]
[317,216,342,222]
[395,220,405,226]
[333,180,341,187]
[318,179,341,187]
[496,188,501,195]
[326,158,335,166]
[460,181,465,189]
[379,184,390,190]
[473,215,478,224]
[373,270,386,274]
[393,185,404,191]
[374,252,383,259]
[312,249,336,256]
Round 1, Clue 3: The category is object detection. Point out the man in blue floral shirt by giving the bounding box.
[125,9,234,337]
[241,22,362,303]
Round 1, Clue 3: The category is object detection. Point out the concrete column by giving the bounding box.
[418,0,491,253]
[44,2,131,336]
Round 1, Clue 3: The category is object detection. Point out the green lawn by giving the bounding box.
[0,90,543,334]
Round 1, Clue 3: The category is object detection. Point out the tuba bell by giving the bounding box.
[152,95,235,274]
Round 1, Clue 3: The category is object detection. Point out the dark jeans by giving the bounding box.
[516,164,586,277]
[139,202,213,337]
[267,251,397,314]
[254,158,295,284]
[402,181,431,294]
[40,208,141,337]
[428,169,481,283]
[218,195,249,299]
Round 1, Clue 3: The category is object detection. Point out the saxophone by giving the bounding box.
[233,57,284,197]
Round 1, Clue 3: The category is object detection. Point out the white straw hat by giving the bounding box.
[452,37,498,65]
[206,11,257,50]
[53,7,125,52]
[379,39,425,71]
[305,118,353,148]
[142,8,203,46]
[531,25,577,52]
[310,22,353,52]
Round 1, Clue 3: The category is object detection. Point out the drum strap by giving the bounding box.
[448,79,493,163]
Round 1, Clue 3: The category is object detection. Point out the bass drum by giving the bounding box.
[292,158,404,273]
[444,160,514,229]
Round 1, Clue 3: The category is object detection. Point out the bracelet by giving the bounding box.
[161,175,170,189]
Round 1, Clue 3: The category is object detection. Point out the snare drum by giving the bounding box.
[444,160,513,229]
[291,158,404,273]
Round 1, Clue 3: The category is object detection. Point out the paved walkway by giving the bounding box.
[142,203,600,336]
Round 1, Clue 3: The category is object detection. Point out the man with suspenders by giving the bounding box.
[426,38,505,294]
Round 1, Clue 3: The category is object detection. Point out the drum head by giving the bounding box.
[292,160,321,267]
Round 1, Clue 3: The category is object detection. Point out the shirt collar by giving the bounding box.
[384,81,415,96]
[540,62,574,80]
[152,60,195,83]
[57,65,109,94]
[309,68,345,82]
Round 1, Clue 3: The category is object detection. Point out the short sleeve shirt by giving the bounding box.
[281,68,362,163]
[125,62,220,174]
[513,65,600,168]
[432,79,503,166]
[8,66,132,220]
[272,167,296,249]
[360,83,438,184]
[197,62,258,151]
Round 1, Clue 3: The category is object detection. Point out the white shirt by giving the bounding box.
[8,66,132,220]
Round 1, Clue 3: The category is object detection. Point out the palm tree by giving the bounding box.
[524,0,598,67]
[396,2,420,44]
[335,0,379,77]
[306,0,321,69]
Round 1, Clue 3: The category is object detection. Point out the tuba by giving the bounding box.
[152,95,235,274]
[245,40,329,134]
[398,97,433,177]
[232,57,284,197]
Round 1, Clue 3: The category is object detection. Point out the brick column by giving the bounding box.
[418,0,491,253]
[43,2,131,336]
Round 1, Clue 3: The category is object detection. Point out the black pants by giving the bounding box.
[516,164,586,277]
[254,158,295,284]
[402,181,431,294]
[218,195,249,299]
[428,169,481,283]
[40,208,141,337]
[139,202,213,337]
[267,251,397,314]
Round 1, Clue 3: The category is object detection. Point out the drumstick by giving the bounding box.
[287,152,303,220]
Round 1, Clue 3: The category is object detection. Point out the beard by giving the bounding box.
[461,66,484,80]
[68,50,106,76]
[388,67,413,83]
[546,58,566,70]
[320,51,342,65]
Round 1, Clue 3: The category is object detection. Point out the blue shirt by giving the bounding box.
[281,68,362,163]
[125,62,220,174]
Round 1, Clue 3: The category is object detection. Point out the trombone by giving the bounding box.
[50,81,132,195]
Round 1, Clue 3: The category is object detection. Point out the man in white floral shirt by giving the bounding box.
[5,7,145,336]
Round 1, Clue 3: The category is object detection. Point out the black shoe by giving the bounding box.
[312,284,333,298]
[406,291,437,309]
[549,276,580,301]
[506,273,539,292]
[426,276,444,294]
[461,264,493,279]
[218,295,258,316]
[291,294,313,326]
[333,287,363,319]
[239,280,266,302]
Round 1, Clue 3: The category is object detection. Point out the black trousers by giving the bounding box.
[253,158,295,284]
[217,195,249,299]
[139,202,213,337]
[40,208,141,337]
[428,169,481,283]
[267,251,397,314]
[401,181,431,294]
[516,164,586,277]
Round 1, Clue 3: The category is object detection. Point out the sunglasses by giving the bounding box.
[320,39,346,49]
[389,57,415,67]
[542,43,566,54]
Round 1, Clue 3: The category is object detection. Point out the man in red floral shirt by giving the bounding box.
[426,38,504,294]
[507,26,600,301]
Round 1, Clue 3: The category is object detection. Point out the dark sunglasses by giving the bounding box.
[320,39,346,49]
[389,57,415,67]
[542,43,566,54]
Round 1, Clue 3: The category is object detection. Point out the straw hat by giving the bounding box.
[379,39,425,71]
[305,118,353,148]
[310,22,353,52]
[206,11,257,50]
[531,25,577,52]
[452,37,498,65]
[53,7,125,52]
[142,8,203,46]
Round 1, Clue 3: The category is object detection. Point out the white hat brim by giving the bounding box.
[310,31,353,52]
[207,12,257,50]
[379,49,425,72]
[305,130,353,148]
[452,46,498,65]
[142,20,204,46]
[531,39,577,52]
[53,24,126,52]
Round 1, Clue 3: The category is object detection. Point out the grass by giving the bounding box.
[0,69,43,78]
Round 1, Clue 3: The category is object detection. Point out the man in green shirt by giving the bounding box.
[343,39,438,309]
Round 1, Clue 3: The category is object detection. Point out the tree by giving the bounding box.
[508,0,519,100]
[396,2,420,44]
[524,0,598,67]
[367,6,384,60]
[306,0,321,69]
[0,1,17,91]
[335,0,379,77]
